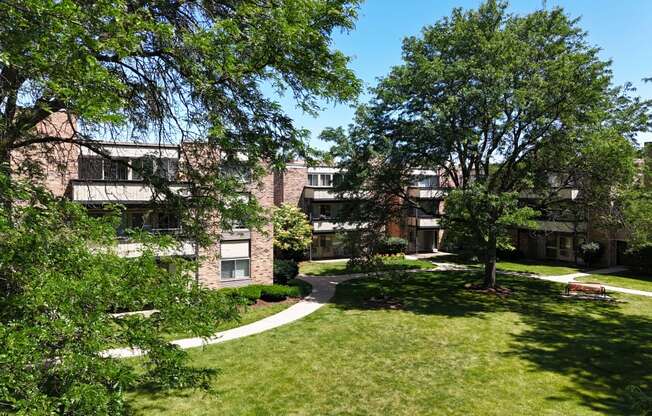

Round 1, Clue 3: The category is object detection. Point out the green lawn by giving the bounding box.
[129,271,652,415]
[434,254,582,276]
[577,271,652,293]
[495,260,582,276]
[162,300,298,342]
[299,257,435,276]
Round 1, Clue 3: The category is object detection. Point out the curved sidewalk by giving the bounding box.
[102,275,354,359]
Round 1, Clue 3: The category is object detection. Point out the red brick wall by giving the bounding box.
[11,111,79,197]
[250,171,274,284]
[276,165,307,207]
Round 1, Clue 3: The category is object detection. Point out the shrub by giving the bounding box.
[623,246,652,273]
[497,247,524,261]
[273,259,299,285]
[233,285,262,304]
[377,237,408,255]
[260,284,301,301]
[288,279,312,297]
[578,241,604,267]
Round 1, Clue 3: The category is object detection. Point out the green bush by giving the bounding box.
[260,284,301,301]
[288,279,312,297]
[623,246,652,272]
[273,259,299,285]
[578,241,604,267]
[377,237,408,255]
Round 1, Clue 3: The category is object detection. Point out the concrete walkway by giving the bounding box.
[102,261,651,359]
[102,275,354,359]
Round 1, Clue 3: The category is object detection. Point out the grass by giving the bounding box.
[299,257,435,276]
[162,300,297,342]
[495,260,582,276]
[434,254,582,276]
[129,270,652,415]
[577,271,652,292]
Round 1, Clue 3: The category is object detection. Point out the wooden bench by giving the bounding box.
[565,282,606,296]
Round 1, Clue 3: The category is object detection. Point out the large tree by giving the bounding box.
[0,0,361,233]
[0,0,361,413]
[325,0,649,288]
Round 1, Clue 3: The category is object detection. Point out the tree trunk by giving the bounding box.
[484,232,497,289]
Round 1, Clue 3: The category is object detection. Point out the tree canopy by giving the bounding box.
[325,0,650,287]
[273,203,312,258]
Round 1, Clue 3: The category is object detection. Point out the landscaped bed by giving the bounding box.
[299,256,435,276]
[577,271,652,293]
[128,270,652,415]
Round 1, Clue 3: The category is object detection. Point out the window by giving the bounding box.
[131,157,155,180]
[412,175,439,188]
[320,174,333,187]
[308,174,319,186]
[156,158,178,181]
[221,259,250,280]
[79,157,103,180]
[104,158,129,180]
[319,204,332,218]
[156,212,180,231]
[545,234,557,259]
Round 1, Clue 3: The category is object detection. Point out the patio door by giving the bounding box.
[545,233,574,262]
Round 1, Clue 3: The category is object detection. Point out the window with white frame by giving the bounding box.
[308,174,319,186]
[220,241,250,280]
[411,175,439,188]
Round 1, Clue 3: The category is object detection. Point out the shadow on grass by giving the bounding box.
[331,270,652,414]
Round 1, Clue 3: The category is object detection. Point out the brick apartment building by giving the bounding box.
[274,160,640,268]
[18,112,273,289]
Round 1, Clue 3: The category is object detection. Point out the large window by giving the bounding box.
[220,241,250,280]
[78,156,178,181]
[221,259,250,280]
[411,175,439,188]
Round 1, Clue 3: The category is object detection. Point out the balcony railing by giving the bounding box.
[70,180,189,203]
[407,187,448,199]
[407,217,441,228]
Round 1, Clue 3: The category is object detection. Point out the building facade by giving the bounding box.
[19,114,274,289]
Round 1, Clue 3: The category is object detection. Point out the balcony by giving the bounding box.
[111,241,196,258]
[70,180,189,204]
[407,187,448,199]
[311,219,368,232]
[519,188,580,201]
[525,220,587,233]
[407,217,441,228]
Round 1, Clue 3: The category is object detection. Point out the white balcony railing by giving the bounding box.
[407,188,448,199]
[312,220,368,232]
[527,220,587,233]
[71,181,189,203]
[519,188,579,201]
[407,217,441,228]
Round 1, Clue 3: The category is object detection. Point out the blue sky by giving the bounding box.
[277,0,652,150]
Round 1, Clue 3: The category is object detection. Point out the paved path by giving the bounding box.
[103,261,651,359]
[102,275,355,359]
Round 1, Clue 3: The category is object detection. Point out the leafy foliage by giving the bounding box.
[0,0,362,242]
[0,175,241,415]
[324,0,649,287]
[578,241,604,267]
[377,237,408,255]
[273,203,313,258]
[273,259,299,285]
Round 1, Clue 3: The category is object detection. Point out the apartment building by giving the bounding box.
[389,170,450,254]
[274,162,365,259]
[21,113,273,289]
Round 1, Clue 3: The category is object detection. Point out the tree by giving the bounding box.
[0,0,362,413]
[273,203,312,259]
[0,0,362,235]
[0,174,242,414]
[325,0,649,288]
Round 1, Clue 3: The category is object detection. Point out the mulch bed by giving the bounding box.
[248,297,299,309]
